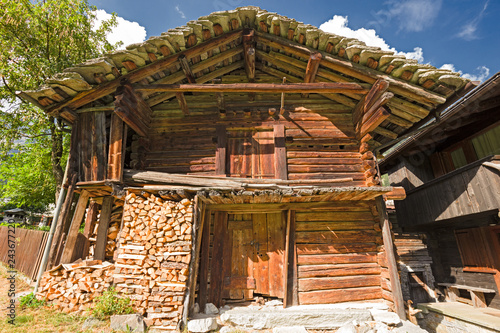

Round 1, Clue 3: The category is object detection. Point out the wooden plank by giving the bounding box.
[375,197,405,319]
[93,111,107,180]
[295,211,373,222]
[197,210,211,311]
[179,55,197,83]
[253,213,269,295]
[107,113,125,181]
[302,52,322,97]
[274,124,287,180]
[82,201,99,259]
[215,125,227,175]
[297,253,377,265]
[298,263,381,278]
[267,212,285,298]
[224,276,256,289]
[296,243,378,255]
[60,190,90,264]
[208,211,227,307]
[299,275,380,292]
[48,173,77,269]
[134,82,370,94]
[299,286,382,305]
[94,196,114,261]
[295,221,375,232]
[284,210,298,307]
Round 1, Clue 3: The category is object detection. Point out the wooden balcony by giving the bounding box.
[395,155,500,228]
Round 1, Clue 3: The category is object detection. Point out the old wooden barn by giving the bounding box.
[23,7,472,332]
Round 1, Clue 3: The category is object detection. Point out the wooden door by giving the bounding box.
[222,212,286,300]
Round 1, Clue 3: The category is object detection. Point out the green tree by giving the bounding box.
[0,0,119,211]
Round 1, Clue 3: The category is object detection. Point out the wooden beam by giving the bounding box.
[114,83,151,137]
[284,210,298,307]
[358,107,391,140]
[302,52,322,97]
[197,207,211,311]
[47,173,78,269]
[134,82,370,94]
[179,55,197,83]
[107,113,125,182]
[45,30,243,116]
[383,187,406,201]
[82,200,99,259]
[353,79,390,126]
[94,196,114,261]
[355,92,394,133]
[254,31,447,107]
[175,92,189,115]
[274,124,287,180]
[60,190,90,264]
[215,125,227,176]
[375,197,405,319]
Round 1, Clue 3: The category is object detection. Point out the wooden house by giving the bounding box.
[380,71,500,310]
[23,7,472,331]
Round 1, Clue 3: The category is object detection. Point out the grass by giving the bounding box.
[0,263,114,333]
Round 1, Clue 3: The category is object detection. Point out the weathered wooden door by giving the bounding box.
[222,212,286,300]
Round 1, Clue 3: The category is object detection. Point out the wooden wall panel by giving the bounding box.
[143,84,365,183]
[295,201,384,305]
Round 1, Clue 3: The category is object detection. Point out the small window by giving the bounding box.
[450,147,467,169]
[472,124,500,159]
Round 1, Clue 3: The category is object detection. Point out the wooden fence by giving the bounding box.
[0,226,48,281]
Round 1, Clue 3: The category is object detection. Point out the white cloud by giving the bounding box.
[370,0,442,32]
[440,64,490,82]
[319,15,425,62]
[93,9,147,48]
[175,5,186,19]
[456,1,489,41]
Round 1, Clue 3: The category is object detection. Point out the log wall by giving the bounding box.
[137,71,366,185]
[295,201,392,306]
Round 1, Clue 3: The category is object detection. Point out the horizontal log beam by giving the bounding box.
[135,82,370,94]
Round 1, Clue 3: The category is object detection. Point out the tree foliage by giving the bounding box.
[0,0,119,211]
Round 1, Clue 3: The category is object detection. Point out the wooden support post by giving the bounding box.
[208,211,228,307]
[302,52,322,97]
[176,92,189,115]
[179,55,197,83]
[182,197,206,329]
[94,196,114,261]
[82,200,99,259]
[60,190,90,264]
[376,197,405,319]
[47,173,78,269]
[198,209,211,312]
[274,124,287,180]
[107,113,125,182]
[215,125,227,176]
[284,210,298,307]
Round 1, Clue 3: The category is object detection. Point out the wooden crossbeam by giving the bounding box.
[179,55,197,83]
[134,82,370,94]
[302,52,322,98]
[45,30,243,116]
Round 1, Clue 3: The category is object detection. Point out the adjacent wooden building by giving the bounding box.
[23,7,472,331]
[381,71,500,310]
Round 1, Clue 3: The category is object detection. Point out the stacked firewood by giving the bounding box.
[114,192,194,331]
[36,260,114,313]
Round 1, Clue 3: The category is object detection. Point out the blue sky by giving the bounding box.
[89,0,499,82]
